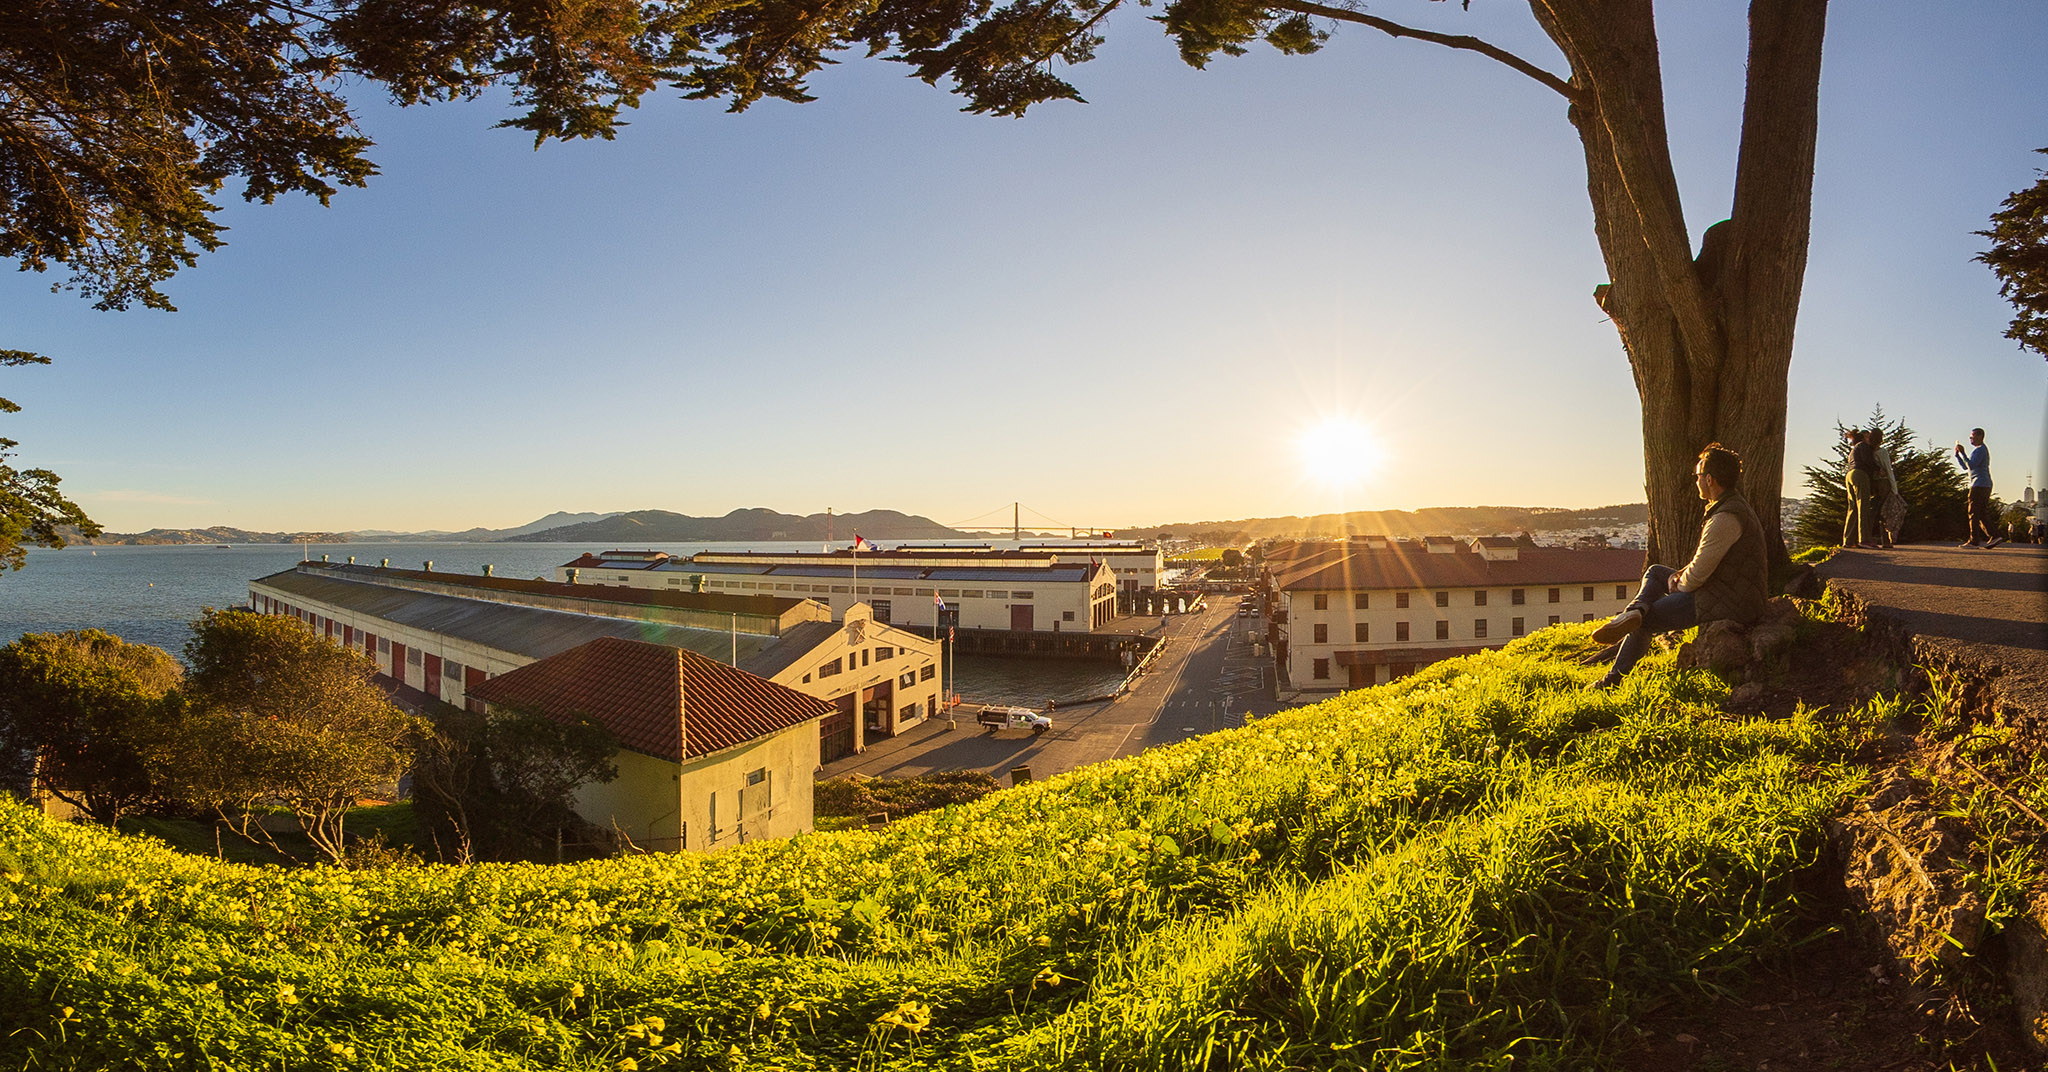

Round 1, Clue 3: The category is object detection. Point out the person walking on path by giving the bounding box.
[1843,429,1880,549]
[1589,443,1769,689]
[1872,426,1907,547]
[1955,428,2001,548]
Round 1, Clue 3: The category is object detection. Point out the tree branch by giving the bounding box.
[1267,0,1576,100]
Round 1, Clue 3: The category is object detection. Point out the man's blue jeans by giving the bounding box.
[1603,564,1697,683]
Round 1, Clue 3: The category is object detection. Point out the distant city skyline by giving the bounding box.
[3,3,2044,534]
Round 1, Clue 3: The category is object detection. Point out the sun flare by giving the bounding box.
[1296,419,1383,488]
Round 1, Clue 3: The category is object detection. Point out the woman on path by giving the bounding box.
[1872,426,1907,547]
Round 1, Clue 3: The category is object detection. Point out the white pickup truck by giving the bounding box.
[976,705,1052,735]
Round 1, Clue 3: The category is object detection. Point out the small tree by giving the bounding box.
[412,702,617,863]
[0,630,182,823]
[149,608,421,863]
[1792,408,1969,552]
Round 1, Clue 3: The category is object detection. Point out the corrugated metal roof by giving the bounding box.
[739,619,840,679]
[467,637,830,761]
[924,566,1094,582]
[252,569,777,664]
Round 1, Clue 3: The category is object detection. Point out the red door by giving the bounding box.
[1010,604,1035,631]
[423,653,442,699]
[390,643,406,683]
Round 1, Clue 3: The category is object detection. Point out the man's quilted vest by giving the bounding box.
[1693,491,1768,625]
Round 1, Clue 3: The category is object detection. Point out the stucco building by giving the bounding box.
[1267,536,1644,690]
[248,561,941,763]
[558,549,1121,633]
[467,637,829,852]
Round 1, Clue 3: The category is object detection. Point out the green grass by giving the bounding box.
[0,628,1867,1070]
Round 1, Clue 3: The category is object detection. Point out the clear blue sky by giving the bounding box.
[4,2,2044,534]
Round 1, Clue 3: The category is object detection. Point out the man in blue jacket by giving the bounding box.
[1955,428,2001,548]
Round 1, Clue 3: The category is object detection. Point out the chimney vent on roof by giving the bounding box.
[483,564,494,577]
[567,568,579,585]
[347,556,356,565]
[380,558,389,568]
[423,560,433,572]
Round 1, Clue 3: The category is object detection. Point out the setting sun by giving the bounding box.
[1296,419,1384,488]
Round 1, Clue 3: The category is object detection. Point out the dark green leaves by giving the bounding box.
[1977,147,2048,361]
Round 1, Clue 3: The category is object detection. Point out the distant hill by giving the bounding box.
[65,526,348,546]
[358,511,622,542]
[507,508,964,544]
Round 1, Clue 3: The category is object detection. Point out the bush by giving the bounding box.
[815,770,1001,819]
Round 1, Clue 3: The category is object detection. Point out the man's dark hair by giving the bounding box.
[1973,427,1986,439]
[1698,443,1743,491]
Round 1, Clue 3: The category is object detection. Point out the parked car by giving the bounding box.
[977,705,1052,735]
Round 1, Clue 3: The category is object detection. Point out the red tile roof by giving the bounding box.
[466,637,830,762]
[1274,545,1644,591]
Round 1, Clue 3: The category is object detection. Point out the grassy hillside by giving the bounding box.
[0,627,1867,1070]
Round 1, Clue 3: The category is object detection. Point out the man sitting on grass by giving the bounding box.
[1590,443,1769,689]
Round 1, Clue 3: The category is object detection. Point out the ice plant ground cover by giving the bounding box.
[0,627,1867,1070]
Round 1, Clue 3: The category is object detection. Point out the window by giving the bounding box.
[1474,619,1489,639]
[1354,622,1369,642]
[1312,658,1330,680]
[1582,586,1595,602]
[1616,584,1628,600]
[1474,590,1488,607]
[819,658,843,678]
[1012,590,1033,598]
[962,589,984,598]
[1435,591,1449,608]
[1063,611,1076,621]
[1396,592,1410,609]
[407,648,422,666]
[902,701,919,719]
[1582,613,1596,622]
[894,587,914,596]
[831,585,850,593]
[708,791,718,838]
[1313,623,1328,643]
[900,671,916,688]
[378,638,390,654]
[1396,621,1410,642]
[803,674,812,684]
[741,768,772,818]
[861,649,869,667]
[1512,617,1525,636]
[1354,593,1369,610]
[444,660,463,679]
[1313,593,1328,610]
[920,665,936,681]
[1548,615,1561,626]
[1547,588,1561,603]
[872,600,892,623]
[1511,588,1526,605]
[1435,620,1450,640]
[875,646,894,661]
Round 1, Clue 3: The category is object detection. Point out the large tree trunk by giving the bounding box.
[1534,0,1825,577]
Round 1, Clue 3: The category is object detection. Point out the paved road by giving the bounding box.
[820,599,1296,784]
[1818,541,2048,726]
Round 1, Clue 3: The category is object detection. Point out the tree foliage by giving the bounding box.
[1977,147,2048,360]
[1791,408,1969,552]
[0,353,100,576]
[148,608,421,863]
[0,630,183,824]
[411,702,618,863]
